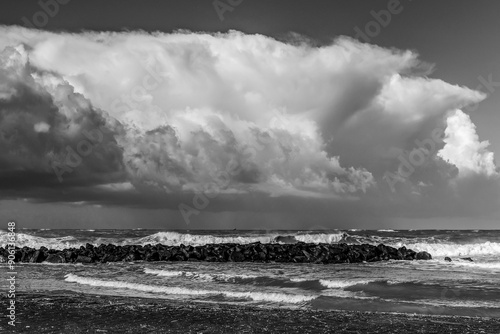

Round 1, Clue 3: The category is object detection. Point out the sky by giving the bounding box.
[0,0,499,229]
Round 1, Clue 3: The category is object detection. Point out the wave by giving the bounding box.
[144,268,257,282]
[145,269,380,292]
[384,241,500,257]
[0,231,345,249]
[3,230,500,258]
[0,232,81,250]
[319,279,373,289]
[64,273,315,304]
[294,233,345,244]
[136,231,275,246]
[444,260,500,271]
[137,231,346,246]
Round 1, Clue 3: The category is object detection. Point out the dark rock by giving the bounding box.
[229,251,245,262]
[65,250,77,262]
[460,257,473,262]
[416,251,432,260]
[274,235,298,244]
[444,257,452,262]
[404,249,416,260]
[29,250,46,263]
[8,243,432,265]
[45,253,66,263]
[100,254,117,263]
[75,255,93,263]
[257,252,267,261]
[124,251,141,262]
[160,250,172,261]
[145,251,160,262]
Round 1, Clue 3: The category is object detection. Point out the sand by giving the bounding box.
[2,292,499,333]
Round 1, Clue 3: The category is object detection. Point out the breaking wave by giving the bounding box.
[0,231,346,249]
[64,273,315,304]
[144,268,257,282]
[384,241,500,257]
[2,230,500,259]
[318,279,373,289]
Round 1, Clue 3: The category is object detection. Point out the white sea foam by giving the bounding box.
[144,268,258,282]
[64,274,315,304]
[0,232,80,250]
[320,290,376,299]
[135,231,275,246]
[294,233,345,244]
[0,231,346,249]
[290,278,309,282]
[144,269,184,277]
[138,231,347,246]
[388,241,500,257]
[3,231,500,259]
[447,260,500,271]
[319,279,372,289]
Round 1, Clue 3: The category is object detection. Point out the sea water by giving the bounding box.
[2,229,500,317]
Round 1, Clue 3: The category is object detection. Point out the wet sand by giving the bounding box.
[2,292,499,333]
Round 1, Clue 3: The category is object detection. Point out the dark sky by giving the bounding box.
[0,0,499,229]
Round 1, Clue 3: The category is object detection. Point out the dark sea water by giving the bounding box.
[2,229,500,317]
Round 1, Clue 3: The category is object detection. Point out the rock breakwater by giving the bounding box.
[0,242,432,264]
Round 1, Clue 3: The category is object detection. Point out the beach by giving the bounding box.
[3,292,500,333]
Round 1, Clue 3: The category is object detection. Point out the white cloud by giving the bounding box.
[0,26,497,220]
[34,121,50,133]
[438,109,497,177]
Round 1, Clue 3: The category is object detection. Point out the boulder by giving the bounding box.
[75,255,93,263]
[45,253,66,263]
[444,257,452,262]
[274,235,298,244]
[124,251,141,262]
[460,257,473,262]
[29,250,46,263]
[404,249,416,260]
[145,251,160,261]
[7,243,433,264]
[160,250,172,261]
[416,251,432,260]
[230,251,245,262]
[100,254,117,263]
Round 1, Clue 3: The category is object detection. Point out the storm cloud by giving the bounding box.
[0,26,498,226]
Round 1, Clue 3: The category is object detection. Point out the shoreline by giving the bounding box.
[2,292,499,333]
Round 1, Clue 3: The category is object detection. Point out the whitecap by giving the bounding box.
[64,274,315,304]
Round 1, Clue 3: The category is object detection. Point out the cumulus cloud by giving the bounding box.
[438,109,497,177]
[0,43,125,194]
[0,26,498,222]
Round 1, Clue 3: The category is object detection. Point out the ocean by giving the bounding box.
[2,229,500,318]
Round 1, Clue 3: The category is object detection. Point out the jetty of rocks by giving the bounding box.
[0,242,432,264]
